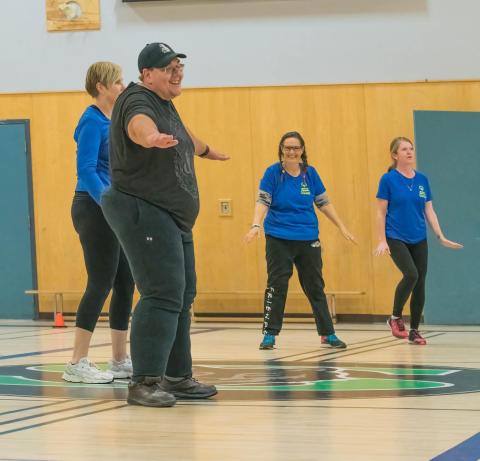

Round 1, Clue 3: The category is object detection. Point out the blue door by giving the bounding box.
[0,120,37,319]
[414,111,480,325]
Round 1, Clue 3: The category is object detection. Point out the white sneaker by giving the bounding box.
[107,355,133,379]
[62,357,114,384]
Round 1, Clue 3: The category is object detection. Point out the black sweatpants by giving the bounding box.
[101,188,195,380]
[72,192,134,332]
[387,238,428,330]
[263,235,335,336]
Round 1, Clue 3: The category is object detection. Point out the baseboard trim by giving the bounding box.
[38,312,109,320]
[38,311,413,324]
[192,312,408,323]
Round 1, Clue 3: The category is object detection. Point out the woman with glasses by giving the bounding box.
[375,137,463,345]
[245,131,355,350]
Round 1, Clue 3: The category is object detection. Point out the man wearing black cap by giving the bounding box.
[101,42,229,407]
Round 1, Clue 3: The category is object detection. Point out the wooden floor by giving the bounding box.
[0,320,479,460]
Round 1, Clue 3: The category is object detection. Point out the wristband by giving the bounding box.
[199,145,210,157]
[251,224,261,229]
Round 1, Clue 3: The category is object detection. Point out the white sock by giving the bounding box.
[165,376,184,382]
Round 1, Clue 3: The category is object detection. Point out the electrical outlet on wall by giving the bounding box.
[219,199,232,216]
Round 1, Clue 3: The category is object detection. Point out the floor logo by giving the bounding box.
[0,361,479,401]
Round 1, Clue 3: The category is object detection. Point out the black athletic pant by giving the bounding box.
[101,188,195,380]
[387,238,428,330]
[263,235,335,337]
[72,192,134,332]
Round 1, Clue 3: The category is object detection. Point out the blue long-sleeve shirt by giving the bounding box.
[74,105,111,204]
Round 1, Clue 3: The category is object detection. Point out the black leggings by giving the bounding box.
[72,192,134,332]
[263,235,335,336]
[387,238,428,330]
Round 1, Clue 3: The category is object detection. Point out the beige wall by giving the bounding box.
[2,81,479,316]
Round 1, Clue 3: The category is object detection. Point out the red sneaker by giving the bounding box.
[409,329,427,345]
[387,317,409,338]
[321,336,328,344]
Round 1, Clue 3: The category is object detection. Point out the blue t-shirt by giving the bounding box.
[260,163,327,240]
[74,105,111,204]
[376,169,432,244]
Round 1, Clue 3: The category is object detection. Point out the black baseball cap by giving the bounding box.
[138,42,187,71]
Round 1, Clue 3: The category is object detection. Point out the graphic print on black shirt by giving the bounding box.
[169,108,197,199]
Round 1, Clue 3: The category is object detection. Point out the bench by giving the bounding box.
[324,291,366,323]
[26,289,366,324]
[193,290,366,323]
[25,290,83,319]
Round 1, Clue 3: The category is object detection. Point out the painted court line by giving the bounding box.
[0,327,219,361]
[0,458,50,461]
[0,343,113,361]
[299,333,446,362]
[430,432,480,461]
[182,401,480,412]
[269,334,394,362]
[0,330,73,342]
[295,336,409,362]
[0,400,111,427]
[0,403,128,436]
[0,400,74,417]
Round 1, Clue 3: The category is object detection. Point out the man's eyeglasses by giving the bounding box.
[282,145,303,153]
[159,62,185,75]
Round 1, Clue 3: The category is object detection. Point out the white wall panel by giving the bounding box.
[1,0,479,92]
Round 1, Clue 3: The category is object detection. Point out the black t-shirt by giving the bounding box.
[109,82,198,232]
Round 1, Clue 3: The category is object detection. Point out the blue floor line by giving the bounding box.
[431,432,480,461]
[0,328,218,361]
[0,342,112,361]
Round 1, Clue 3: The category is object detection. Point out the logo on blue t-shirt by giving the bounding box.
[300,181,311,195]
[418,185,427,199]
[259,163,326,240]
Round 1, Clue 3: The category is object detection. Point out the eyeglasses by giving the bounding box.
[282,145,303,153]
[159,62,185,75]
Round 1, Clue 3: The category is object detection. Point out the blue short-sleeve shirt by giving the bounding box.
[376,169,432,244]
[260,163,326,240]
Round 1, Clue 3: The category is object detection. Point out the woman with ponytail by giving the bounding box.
[375,137,463,345]
[63,62,135,384]
[245,131,355,350]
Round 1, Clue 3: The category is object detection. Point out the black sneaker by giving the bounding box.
[127,377,176,407]
[159,376,217,399]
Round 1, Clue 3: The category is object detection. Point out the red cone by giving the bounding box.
[53,312,67,328]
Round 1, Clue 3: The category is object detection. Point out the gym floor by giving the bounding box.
[0,321,479,460]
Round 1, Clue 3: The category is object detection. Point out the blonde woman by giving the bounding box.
[62,62,135,383]
[375,137,462,345]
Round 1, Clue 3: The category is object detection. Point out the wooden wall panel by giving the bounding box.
[1,80,479,317]
[176,88,262,312]
[30,94,89,307]
[0,95,33,120]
